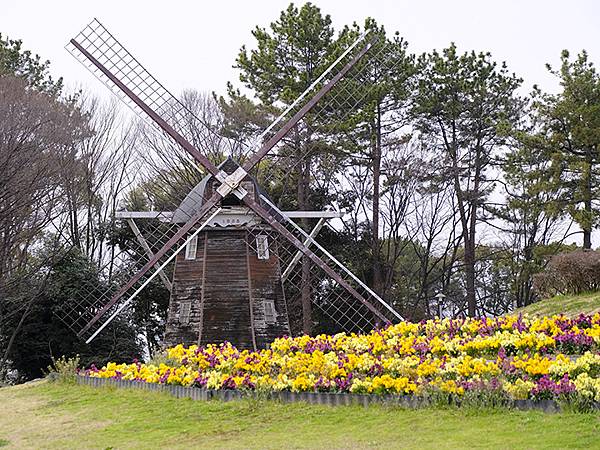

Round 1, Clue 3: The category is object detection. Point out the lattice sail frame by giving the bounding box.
[59,18,404,343]
[246,204,399,335]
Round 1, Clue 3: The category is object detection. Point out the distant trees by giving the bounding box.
[411,45,525,316]
[221,3,599,322]
[0,33,63,95]
[0,37,144,382]
[334,20,417,305]
[1,246,142,380]
[497,50,600,308]
[0,76,85,278]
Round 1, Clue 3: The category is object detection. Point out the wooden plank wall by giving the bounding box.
[199,230,254,349]
[247,231,291,348]
[163,234,206,347]
[164,228,291,350]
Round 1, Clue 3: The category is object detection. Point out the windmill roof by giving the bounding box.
[171,157,275,223]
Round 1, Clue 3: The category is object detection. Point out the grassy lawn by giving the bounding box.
[517,292,600,317]
[0,380,599,449]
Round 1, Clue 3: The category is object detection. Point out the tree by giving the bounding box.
[0,36,147,381]
[501,126,574,307]
[0,33,63,95]
[532,50,600,249]
[403,178,463,317]
[0,33,83,279]
[231,2,338,333]
[330,19,417,304]
[0,76,86,280]
[1,246,143,381]
[411,44,524,316]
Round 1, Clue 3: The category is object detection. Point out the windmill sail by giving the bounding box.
[60,18,403,343]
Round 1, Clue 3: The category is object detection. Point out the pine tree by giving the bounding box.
[227,3,337,334]
[532,50,600,249]
[411,44,524,316]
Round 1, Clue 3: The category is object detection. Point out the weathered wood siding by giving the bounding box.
[164,227,292,351]
[199,230,255,349]
[164,234,206,347]
[246,231,290,348]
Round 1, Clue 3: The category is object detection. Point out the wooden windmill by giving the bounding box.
[59,19,403,349]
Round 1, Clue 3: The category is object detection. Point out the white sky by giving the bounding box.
[2,0,599,248]
[2,0,599,99]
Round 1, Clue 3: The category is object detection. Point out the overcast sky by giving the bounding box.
[2,0,599,100]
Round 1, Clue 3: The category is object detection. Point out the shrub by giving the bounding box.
[533,250,600,297]
[147,351,180,367]
[46,355,80,383]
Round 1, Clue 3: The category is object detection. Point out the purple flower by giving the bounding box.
[531,374,575,400]
[334,373,353,392]
[555,332,594,353]
[512,314,526,333]
[159,369,170,384]
[221,376,237,390]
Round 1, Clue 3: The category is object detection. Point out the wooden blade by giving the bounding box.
[68,19,379,340]
[77,193,222,338]
[68,20,222,178]
[241,195,391,324]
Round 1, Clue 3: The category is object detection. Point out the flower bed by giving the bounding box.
[82,314,600,409]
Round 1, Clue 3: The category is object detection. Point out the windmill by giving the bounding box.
[59,18,403,349]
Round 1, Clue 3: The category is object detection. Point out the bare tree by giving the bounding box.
[0,76,85,278]
[0,76,88,380]
[60,96,138,268]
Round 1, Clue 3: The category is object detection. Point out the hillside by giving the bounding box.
[0,380,599,449]
[516,292,600,317]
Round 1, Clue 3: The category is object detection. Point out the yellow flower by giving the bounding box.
[503,379,535,400]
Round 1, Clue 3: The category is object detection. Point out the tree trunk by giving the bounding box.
[464,238,477,317]
[296,126,312,334]
[371,109,384,298]
[449,138,477,318]
[583,155,593,249]
[0,301,31,381]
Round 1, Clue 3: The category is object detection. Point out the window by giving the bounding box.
[264,300,276,324]
[185,235,198,260]
[256,235,270,260]
[179,301,191,325]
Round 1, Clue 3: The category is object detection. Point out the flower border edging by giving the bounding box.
[76,375,600,413]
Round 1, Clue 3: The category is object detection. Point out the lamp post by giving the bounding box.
[434,292,446,319]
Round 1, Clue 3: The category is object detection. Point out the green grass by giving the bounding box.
[517,291,600,317]
[0,380,599,449]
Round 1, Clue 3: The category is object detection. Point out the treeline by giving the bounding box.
[1,3,599,381]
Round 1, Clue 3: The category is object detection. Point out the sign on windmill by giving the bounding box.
[58,18,403,350]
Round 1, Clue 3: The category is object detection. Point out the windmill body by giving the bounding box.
[164,158,290,350]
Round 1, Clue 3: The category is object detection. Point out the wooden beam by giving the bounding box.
[126,219,172,292]
[282,211,342,219]
[70,38,223,179]
[282,218,326,281]
[116,211,173,220]
[116,210,341,220]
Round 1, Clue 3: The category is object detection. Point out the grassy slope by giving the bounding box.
[1,381,599,449]
[517,291,600,317]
